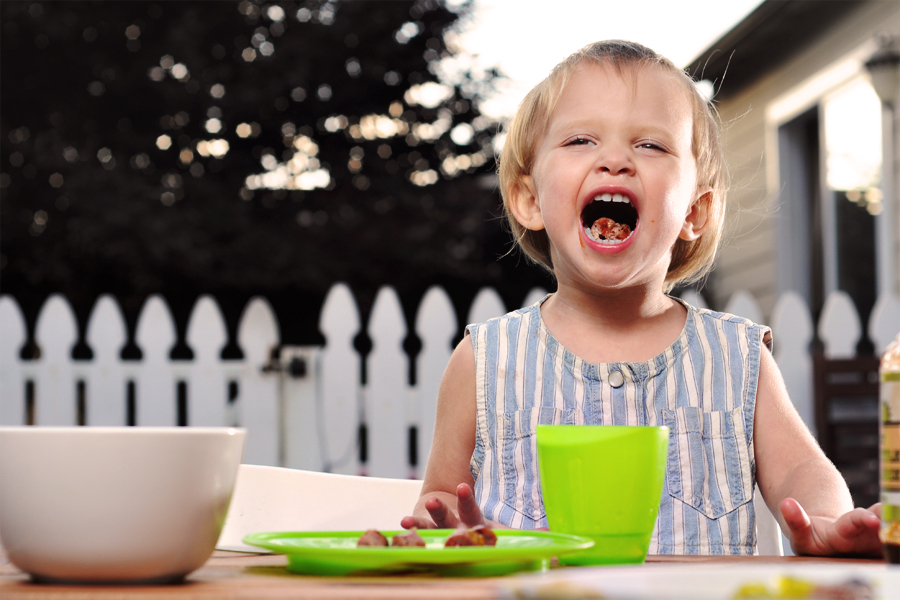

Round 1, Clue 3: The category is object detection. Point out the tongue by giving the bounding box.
[590,217,631,241]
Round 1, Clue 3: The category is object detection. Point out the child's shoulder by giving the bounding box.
[685,301,759,326]
[465,295,545,333]
[679,298,773,351]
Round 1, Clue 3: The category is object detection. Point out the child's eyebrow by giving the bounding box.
[632,125,681,142]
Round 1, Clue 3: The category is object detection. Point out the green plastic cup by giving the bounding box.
[536,425,669,566]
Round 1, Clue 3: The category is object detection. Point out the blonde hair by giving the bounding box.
[498,40,726,291]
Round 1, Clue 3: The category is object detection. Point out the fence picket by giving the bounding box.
[134,295,177,425]
[771,291,815,434]
[366,286,409,479]
[185,295,229,426]
[680,289,708,309]
[819,291,862,359]
[467,287,506,325]
[280,345,323,471]
[869,290,900,353]
[319,282,361,475]
[414,285,455,475]
[33,295,78,425]
[0,295,27,425]
[724,290,763,325]
[523,287,549,308]
[85,295,127,426]
[236,297,280,466]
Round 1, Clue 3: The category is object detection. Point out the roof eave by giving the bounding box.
[685,0,868,99]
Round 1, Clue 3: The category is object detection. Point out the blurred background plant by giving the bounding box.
[0,0,552,360]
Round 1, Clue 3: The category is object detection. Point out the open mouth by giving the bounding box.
[581,194,638,244]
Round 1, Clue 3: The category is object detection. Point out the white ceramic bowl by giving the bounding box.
[0,426,245,583]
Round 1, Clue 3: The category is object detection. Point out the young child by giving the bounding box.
[400,40,883,556]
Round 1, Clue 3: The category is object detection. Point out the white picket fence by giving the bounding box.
[1,285,898,479]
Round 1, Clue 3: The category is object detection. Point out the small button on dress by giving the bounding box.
[608,370,625,388]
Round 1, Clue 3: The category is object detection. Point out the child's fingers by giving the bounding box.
[400,515,436,530]
[425,496,461,528]
[832,508,880,538]
[782,499,883,557]
[456,483,487,528]
[830,508,881,556]
[781,497,816,554]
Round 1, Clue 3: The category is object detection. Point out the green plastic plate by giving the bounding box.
[243,529,594,577]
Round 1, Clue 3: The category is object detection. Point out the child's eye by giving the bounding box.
[565,137,593,147]
[637,141,666,152]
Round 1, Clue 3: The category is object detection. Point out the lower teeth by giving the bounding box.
[587,231,631,244]
[591,235,631,246]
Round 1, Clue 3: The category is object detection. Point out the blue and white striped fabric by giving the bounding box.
[466,296,771,555]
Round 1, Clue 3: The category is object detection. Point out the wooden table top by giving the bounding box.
[0,551,889,600]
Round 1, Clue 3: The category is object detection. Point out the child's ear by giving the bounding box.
[508,175,545,231]
[679,188,711,241]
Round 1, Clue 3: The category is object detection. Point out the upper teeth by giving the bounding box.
[593,194,630,204]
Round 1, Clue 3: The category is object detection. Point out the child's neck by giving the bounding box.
[540,285,686,364]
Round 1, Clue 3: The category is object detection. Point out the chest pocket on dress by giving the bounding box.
[498,406,573,524]
[662,406,753,520]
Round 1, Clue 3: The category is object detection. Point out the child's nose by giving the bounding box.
[595,147,634,176]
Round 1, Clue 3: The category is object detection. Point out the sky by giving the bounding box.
[446,0,766,119]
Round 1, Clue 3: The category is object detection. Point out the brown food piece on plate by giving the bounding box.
[444,524,497,547]
[357,529,389,547]
[391,528,427,547]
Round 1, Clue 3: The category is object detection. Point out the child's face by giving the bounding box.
[510,62,708,292]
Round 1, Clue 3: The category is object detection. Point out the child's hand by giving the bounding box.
[780,498,882,557]
[401,483,504,530]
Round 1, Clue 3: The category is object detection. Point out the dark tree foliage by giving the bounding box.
[0,0,551,361]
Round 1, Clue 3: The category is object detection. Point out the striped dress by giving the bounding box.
[466,296,771,555]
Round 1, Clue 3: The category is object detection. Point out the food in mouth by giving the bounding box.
[357,529,389,547]
[591,217,631,241]
[391,528,427,547]
[444,524,498,547]
[582,193,637,244]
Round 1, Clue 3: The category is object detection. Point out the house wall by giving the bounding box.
[707,0,900,322]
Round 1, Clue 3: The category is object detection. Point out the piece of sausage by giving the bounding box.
[391,528,426,547]
[444,524,497,547]
[357,529,389,547]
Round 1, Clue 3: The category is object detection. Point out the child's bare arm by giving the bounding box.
[400,337,499,529]
[754,346,881,556]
